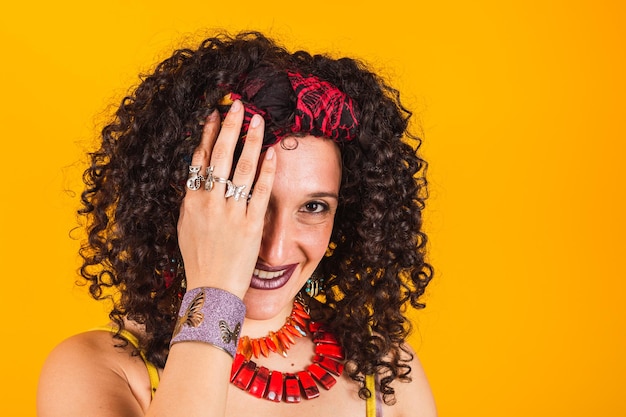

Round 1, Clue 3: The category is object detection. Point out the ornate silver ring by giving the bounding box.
[186,165,204,191]
[204,166,230,191]
[225,181,248,202]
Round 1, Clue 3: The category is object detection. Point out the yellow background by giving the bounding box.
[1,1,624,416]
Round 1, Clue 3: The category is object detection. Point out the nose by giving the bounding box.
[258,209,290,266]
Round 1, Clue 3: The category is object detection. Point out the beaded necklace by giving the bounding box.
[236,299,310,360]
[230,300,345,403]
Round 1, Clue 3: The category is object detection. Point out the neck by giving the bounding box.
[240,298,296,339]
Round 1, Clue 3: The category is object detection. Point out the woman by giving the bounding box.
[37,31,436,417]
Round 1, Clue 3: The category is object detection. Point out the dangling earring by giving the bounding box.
[304,273,324,298]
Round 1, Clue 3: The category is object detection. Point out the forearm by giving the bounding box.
[146,342,232,417]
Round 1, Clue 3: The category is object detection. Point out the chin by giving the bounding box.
[241,287,297,321]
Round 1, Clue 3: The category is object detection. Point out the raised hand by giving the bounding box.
[177,101,276,299]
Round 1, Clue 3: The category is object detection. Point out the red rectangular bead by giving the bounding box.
[315,355,344,376]
[307,363,337,389]
[264,371,283,402]
[308,321,323,332]
[232,361,256,390]
[297,371,320,399]
[248,366,270,398]
[230,354,246,381]
[313,331,339,345]
[315,343,344,360]
[284,374,301,403]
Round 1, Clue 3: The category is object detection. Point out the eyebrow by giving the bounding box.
[308,192,339,200]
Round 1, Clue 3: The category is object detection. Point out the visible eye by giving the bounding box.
[301,201,329,214]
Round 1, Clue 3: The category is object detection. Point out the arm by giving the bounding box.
[37,331,149,417]
[38,103,274,417]
[149,104,274,417]
[386,345,437,417]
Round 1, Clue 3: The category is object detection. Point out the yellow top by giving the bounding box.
[93,326,160,399]
[365,373,379,417]
[94,326,379,414]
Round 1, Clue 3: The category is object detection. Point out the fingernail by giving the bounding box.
[208,109,219,121]
[251,114,261,128]
[231,100,242,113]
[265,146,275,160]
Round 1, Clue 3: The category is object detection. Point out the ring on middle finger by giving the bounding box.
[204,166,215,191]
[204,166,229,191]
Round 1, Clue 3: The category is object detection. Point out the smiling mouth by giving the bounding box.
[253,267,287,279]
[249,264,297,290]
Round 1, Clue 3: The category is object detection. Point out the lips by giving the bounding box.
[249,263,298,290]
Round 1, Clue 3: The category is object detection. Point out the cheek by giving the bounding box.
[300,222,335,262]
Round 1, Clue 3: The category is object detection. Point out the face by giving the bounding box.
[242,135,342,321]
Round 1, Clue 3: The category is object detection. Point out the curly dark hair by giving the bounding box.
[79,31,432,405]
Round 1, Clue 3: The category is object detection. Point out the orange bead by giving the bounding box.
[259,338,270,357]
[238,336,253,360]
[266,332,278,353]
[252,338,261,359]
[292,305,310,319]
[284,323,302,338]
[276,331,292,349]
[279,329,295,345]
[290,313,307,328]
[271,333,287,357]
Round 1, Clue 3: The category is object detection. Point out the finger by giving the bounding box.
[209,100,244,184]
[246,145,276,218]
[190,110,220,169]
[185,110,220,192]
[228,114,264,203]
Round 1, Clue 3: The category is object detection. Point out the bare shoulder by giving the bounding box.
[382,344,437,417]
[37,329,153,417]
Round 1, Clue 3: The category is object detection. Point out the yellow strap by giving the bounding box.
[366,373,378,417]
[365,324,380,417]
[92,325,160,398]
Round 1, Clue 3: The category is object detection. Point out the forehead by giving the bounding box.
[273,136,342,191]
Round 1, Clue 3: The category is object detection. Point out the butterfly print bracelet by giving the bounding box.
[170,287,246,358]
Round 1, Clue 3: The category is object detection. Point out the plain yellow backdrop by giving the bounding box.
[1,1,624,416]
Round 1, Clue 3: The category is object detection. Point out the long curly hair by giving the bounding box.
[79,31,432,404]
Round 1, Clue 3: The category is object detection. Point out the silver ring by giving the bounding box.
[186,165,204,191]
[225,180,248,202]
[204,166,230,191]
[204,166,215,191]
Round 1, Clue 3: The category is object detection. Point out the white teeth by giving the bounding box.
[254,268,287,280]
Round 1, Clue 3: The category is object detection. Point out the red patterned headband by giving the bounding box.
[218,72,358,145]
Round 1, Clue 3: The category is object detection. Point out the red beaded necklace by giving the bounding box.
[230,303,345,403]
[236,299,310,360]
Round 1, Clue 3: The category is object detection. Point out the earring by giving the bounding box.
[304,273,324,298]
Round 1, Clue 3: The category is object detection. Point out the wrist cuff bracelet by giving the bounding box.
[170,287,246,358]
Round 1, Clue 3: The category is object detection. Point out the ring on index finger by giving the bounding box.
[186,165,205,191]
